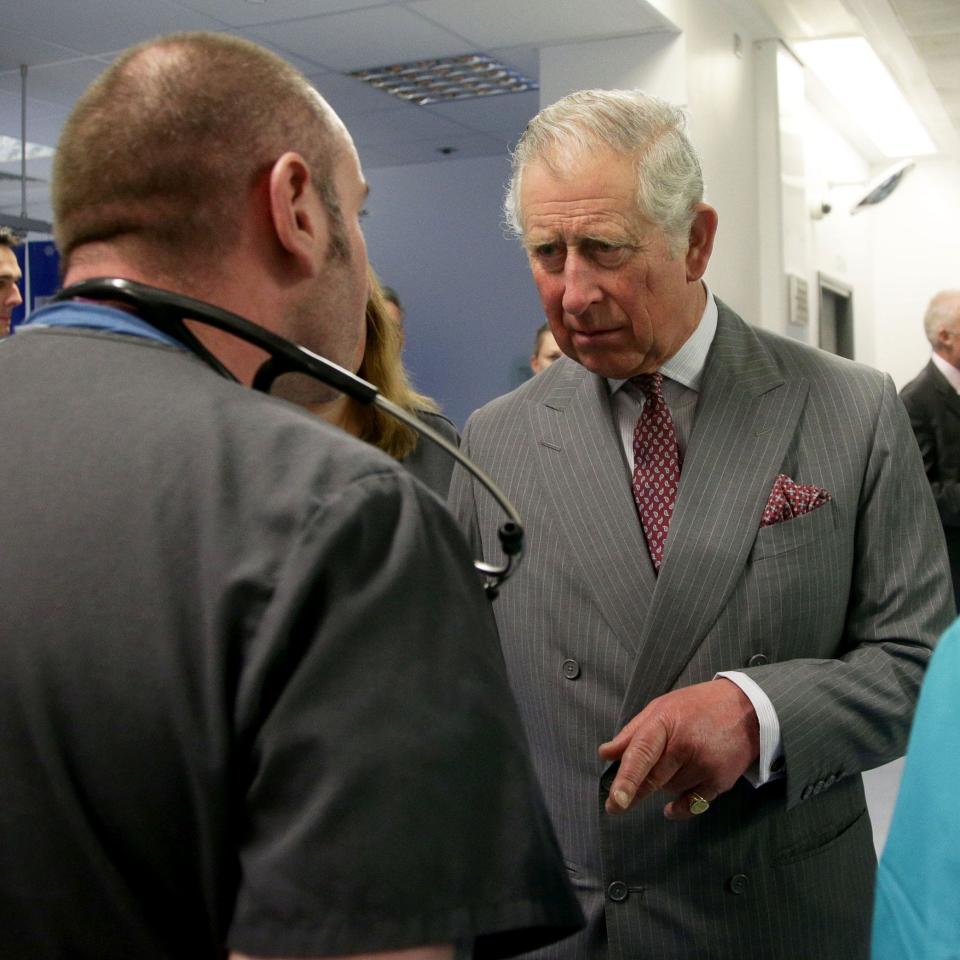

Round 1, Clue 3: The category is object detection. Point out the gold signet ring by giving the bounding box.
[688,792,710,815]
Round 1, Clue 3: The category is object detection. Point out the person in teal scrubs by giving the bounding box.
[872,619,960,959]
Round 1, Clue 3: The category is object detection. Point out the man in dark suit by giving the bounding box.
[450,89,952,960]
[901,289,960,611]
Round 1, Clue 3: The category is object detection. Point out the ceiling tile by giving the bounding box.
[407,0,672,49]
[248,5,474,71]
[3,0,223,57]
[172,0,393,28]
[423,89,539,142]
[0,27,87,72]
[910,31,960,60]
[345,104,476,148]
[361,131,507,169]
[306,70,403,120]
[0,60,108,111]
[891,0,960,35]
[487,45,540,81]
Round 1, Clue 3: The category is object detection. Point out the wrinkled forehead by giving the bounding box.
[518,148,642,231]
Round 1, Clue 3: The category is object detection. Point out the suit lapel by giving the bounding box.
[531,362,656,653]
[926,360,960,422]
[618,304,810,723]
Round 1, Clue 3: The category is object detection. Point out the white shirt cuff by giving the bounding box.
[716,671,784,786]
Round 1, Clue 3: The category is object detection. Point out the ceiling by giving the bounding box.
[0,0,957,229]
[888,0,960,137]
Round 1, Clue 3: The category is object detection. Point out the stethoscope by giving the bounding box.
[53,278,523,599]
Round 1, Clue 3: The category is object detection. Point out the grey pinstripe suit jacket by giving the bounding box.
[450,301,953,960]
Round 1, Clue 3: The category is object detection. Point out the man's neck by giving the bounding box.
[302,390,361,435]
[63,257,270,386]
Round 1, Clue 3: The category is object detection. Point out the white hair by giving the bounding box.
[923,290,960,348]
[504,89,704,256]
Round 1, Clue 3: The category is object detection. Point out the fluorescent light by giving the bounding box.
[794,37,935,158]
[0,135,55,163]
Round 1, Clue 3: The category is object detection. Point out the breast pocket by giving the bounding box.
[750,499,839,562]
[743,499,848,659]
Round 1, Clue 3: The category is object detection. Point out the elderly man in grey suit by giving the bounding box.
[450,89,952,960]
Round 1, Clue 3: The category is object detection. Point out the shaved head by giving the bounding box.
[53,32,346,281]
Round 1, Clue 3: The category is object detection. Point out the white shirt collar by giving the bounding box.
[931,351,960,393]
[608,282,718,395]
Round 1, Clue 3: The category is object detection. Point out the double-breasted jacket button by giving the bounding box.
[561,658,581,680]
[727,874,749,895]
[746,653,769,667]
[606,880,629,902]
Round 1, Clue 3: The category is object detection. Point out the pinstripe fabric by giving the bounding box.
[449,301,953,960]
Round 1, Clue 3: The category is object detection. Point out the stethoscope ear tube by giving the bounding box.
[54,278,524,598]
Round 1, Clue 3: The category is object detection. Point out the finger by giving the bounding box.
[663,788,715,821]
[598,712,648,759]
[605,723,669,813]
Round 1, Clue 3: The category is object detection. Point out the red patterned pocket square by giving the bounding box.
[760,474,832,528]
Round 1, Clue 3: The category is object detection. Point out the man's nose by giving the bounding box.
[561,252,601,316]
[5,284,22,308]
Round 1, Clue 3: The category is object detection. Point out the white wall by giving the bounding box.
[805,107,876,366]
[684,0,762,324]
[870,156,960,388]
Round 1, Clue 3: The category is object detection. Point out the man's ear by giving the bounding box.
[685,203,718,282]
[267,151,328,277]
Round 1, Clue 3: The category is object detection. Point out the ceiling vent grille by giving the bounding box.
[351,53,537,106]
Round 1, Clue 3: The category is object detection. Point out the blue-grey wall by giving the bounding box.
[363,153,544,429]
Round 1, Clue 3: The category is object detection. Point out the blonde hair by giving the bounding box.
[353,271,439,461]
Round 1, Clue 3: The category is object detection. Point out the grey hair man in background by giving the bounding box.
[901,288,960,610]
[0,32,582,960]
[451,88,951,960]
[0,227,23,335]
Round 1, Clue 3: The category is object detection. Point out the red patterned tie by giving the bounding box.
[631,373,681,574]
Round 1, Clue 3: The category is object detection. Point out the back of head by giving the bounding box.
[53,32,342,281]
[505,88,703,255]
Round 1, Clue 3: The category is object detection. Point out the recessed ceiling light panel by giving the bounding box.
[351,53,537,106]
[794,37,936,158]
[0,135,55,163]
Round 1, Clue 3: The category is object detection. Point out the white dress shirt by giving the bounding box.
[607,284,783,786]
[931,350,960,393]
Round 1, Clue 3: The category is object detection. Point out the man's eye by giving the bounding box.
[588,242,630,266]
[532,244,565,268]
